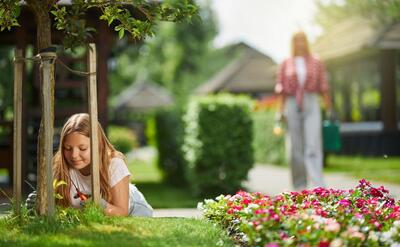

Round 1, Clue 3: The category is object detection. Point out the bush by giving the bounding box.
[252,110,286,165]
[107,125,138,154]
[182,94,254,197]
[155,109,187,185]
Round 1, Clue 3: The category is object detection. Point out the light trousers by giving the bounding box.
[128,184,153,217]
[284,93,325,190]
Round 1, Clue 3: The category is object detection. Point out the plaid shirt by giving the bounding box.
[275,55,330,96]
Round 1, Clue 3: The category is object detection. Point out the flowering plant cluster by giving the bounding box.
[199,179,400,246]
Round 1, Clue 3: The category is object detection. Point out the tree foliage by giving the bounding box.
[315,0,400,31]
[0,0,198,50]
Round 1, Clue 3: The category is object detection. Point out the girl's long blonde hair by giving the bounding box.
[291,30,311,57]
[53,113,125,206]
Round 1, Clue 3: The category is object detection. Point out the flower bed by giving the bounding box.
[199,179,400,246]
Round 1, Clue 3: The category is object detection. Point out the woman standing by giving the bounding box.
[275,31,332,191]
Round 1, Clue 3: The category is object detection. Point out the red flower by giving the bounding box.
[318,241,330,247]
[370,188,383,198]
[356,199,366,208]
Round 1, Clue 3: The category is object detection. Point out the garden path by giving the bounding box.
[244,164,400,199]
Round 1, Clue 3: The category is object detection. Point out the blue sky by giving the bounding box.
[210,0,323,63]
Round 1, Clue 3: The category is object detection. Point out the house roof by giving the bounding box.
[114,80,174,112]
[195,42,277,95]
[313,17,400,61]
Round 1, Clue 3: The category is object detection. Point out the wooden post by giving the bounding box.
[380,49,397,131]
[39,52,56,216]
[13,49,23,215]
[87,43,101,204]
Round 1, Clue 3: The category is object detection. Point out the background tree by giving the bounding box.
[109,0,217,106]
[0,0,197,215]
[315,0,400,31]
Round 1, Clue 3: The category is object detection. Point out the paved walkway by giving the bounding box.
[154,164,400,218]
[244,164,400,199]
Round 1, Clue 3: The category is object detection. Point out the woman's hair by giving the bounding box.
[53,113,125,206]
[291,30,310,57]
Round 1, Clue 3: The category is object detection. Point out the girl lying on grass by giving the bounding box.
[27,113,153,217]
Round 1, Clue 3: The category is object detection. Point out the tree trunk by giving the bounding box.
[27,1,55,216]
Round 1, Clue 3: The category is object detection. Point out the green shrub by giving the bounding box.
[107,125,138,154]
[252,110,286,165]
[182,94,254,197]
[145,116,157,147]
[155,109,187,185]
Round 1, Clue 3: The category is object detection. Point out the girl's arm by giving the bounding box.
[104,176,130,216]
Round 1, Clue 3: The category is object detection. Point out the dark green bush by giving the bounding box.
[182,94,254,196]
[252,110,286,165]
[107,125,138,154]
[155,109,187,186]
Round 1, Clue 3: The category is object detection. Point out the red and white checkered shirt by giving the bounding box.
[275,55,330,96]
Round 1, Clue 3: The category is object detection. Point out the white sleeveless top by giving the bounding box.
[68,157,131,208]
[294,56,307,87]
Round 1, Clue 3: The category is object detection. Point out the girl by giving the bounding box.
[52,113,153,216]
[275,31,332,191]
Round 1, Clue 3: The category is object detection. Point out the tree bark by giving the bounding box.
[26,1,55,216]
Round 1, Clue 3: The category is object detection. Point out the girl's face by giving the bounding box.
[63,132,91,173]
[294,35,308,56]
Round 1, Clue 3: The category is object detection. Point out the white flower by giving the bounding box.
[215,195,225,201]
[204,199,215,204]
[367,231,379,242]
[247,203,259,209]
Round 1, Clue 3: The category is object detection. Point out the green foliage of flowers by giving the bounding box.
[200,180,400,246]
[182,94,254,196]
[108,125,138,154]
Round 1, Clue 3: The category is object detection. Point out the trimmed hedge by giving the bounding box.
[107,125,138,154]
[182,94,254,196]
[252,110,286,165]
[155,109,187,185]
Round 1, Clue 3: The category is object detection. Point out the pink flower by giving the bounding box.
[324,218,340,233]
[265,243,279,247]
[358,179,371,187]
[367,198,379,205]
[379,186,389,194]
[338,199,351,207]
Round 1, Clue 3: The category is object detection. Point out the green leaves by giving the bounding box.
[0,0,197,50]
[50,3,95,50]
[53,179,67,200]
[99,1,198,40]
[0,1,20,31]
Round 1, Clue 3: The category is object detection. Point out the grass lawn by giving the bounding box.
[127,155,202,208]
[0,207,234,247]
[325,155,400,185]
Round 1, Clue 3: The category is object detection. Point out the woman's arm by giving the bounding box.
[104,176,130,216]
[322,91,332,111]
[278,94,286,116]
